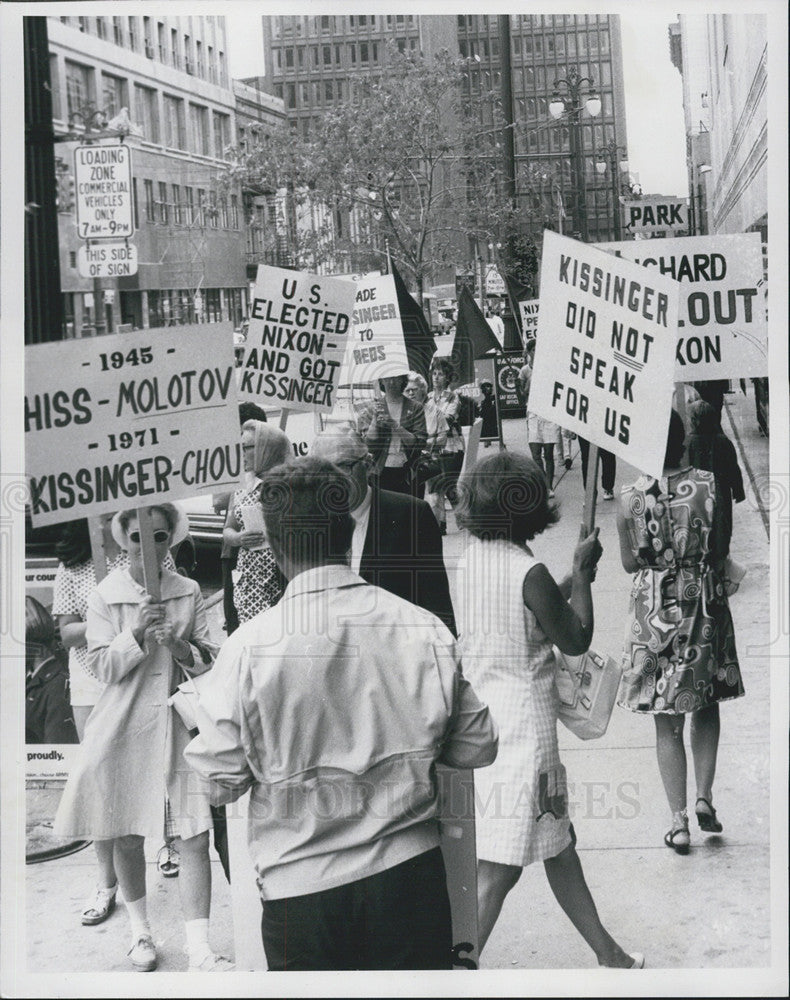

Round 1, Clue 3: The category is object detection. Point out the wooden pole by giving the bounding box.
[582,443,600,535]
[135,506,161,601]
[87,517,108,583]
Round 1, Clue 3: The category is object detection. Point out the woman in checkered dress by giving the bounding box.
[456,452,641,968]
[223,421,291,624]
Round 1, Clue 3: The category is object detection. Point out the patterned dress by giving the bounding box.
[618,467,744,714]
[457,537,572,867]
[232,483,285,624]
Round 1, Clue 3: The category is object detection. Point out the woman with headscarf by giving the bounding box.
[222,420,292,626]
[55,503,231,972]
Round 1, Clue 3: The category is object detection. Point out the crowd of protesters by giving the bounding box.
[30,348,750,973]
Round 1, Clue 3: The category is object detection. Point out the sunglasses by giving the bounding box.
[128,530,171,545]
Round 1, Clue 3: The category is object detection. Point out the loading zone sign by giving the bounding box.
[74,144,134,240]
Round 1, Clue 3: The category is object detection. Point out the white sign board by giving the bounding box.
[529,231,678,479]
[241,266,356,414]
[485,264,506,295]
[519,299,539,339]
[26,327,240,527]
[622,197,688,235]
[78,243,137,278]
[338,273,408,385]
[74,143,134,240]
[596,233,767,379]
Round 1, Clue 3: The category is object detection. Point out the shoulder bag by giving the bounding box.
[554,647,622,740]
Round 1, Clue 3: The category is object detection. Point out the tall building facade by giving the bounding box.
[260,13,629,245]
[49,14,247,334]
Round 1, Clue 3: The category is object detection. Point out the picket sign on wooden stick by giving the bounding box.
[278,407,291,433]
[136,506,162,602]
[582,443,600,536]
[87,517,108,584]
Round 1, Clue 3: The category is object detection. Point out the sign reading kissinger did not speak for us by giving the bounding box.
[529,230,679,479]
[596,232,767,380]
[241,266,356,413]
[26,327,241,527]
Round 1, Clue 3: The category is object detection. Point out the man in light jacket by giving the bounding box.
[186,457,497,971]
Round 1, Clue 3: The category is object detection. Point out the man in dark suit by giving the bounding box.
[311,426,456,635]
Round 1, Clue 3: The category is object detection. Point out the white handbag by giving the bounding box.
[167,666,212,732]
[554,647,622,741]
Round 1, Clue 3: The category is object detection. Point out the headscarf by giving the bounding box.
[243,420,292,479]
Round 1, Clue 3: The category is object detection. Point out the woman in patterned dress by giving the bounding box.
[617,410,744,853]
[425,358,465,535]
[456,452,641,967]
[223,421,291,624]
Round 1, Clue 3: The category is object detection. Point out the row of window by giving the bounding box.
[463,63,614,100]
[458,14,611,30]
[272,36,418,74]
[272,14,415,38]
[458,29,611,61]
[134,179,239,230]
[58,58,232,158]
[59,16,228,88]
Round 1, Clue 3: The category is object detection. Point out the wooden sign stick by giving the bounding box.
[87,517,108,584]
[135,506,162,601]
[582,443,600,536]
[278,407,291,432]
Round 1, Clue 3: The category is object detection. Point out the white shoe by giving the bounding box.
[187,952,235,972]
[128,934,157,972]
[602,490,614,501]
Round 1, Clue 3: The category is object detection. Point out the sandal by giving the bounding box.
[157,843,180,878]
[695,797,723,833]
[81,883,118,926]
[664,826,690,855]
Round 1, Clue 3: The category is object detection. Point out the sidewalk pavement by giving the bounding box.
[24,387,773,976]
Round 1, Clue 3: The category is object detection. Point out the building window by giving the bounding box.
[132,178,139,229]
[96,18,107,40]
[219,196,228,228]
[372,42,378,62]
[213,111,230,158]
[321,15,330,31]
[65,61,93,118]
[230,194,239,229]
[285,47,294,68]
[190,104,209,155]
[323,45,331,65]
[324,80,333,101]
[171,29,180,70]
[134,84,159,143]
[196,40,205,77]
[113,17,124,45]
[312,46,319,68]
[185,186,194,224]
[101,74,127,118]
[286,83,296,108]
[172,184,182,224]
[184,35,193,73]
[219,51,227,87]
[360,42,369,63]
[197,188,206,225]
[144,179,155,222]
[163,94,186,149]
[297,47,305,68]
[349,44,356,64]
[208,45,216,83]
[158,181,168,223]
[158,22,167,62]
[208,193,218,228]
[128,17,138,50]
[143,17,153,56]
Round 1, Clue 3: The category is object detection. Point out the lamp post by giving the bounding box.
[549,66,601,242]
[595,139,629,241]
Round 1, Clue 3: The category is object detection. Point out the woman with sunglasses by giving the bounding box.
[55,503,232,973]
[222,420,292,628]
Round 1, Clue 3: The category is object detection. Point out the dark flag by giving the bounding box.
[503,273,527,351]
[388,258,437,380]
[452,285,502,384]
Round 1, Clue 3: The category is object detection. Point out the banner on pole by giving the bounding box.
[518,299,539,340]
[596,233,767,379]
[242,266,356,414]
[338,273,409,384]
[494,351,527,417]
[529,231,678,479]
[25,327,240,526]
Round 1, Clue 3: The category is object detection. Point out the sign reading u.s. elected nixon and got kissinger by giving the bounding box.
[529,230,679,480]
[596,233,767,380]
[74,144,134,240]
[241,266,356,414]
[338,272,409,385]
[26,327,241,527]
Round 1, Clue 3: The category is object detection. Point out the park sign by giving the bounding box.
[596,233,767,380]
[241,265,356,414]
[25,327,241,527]
[622,196,688,236]
[77,242,138,278]
[338,272,409,385]
[529,230,678,479]
[74,143,134,240]
[519,299,539,339]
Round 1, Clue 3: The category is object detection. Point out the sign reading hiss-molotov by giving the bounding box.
[529,230,679,480]
[25,327,241,527]
[241,266,356,413]
[74,144,134,240]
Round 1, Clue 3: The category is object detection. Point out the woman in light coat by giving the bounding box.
[55,503,232,974]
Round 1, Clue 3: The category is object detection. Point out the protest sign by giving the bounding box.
[519,299,539,339]
[622,196,688,236]
[494,351,527,417]
[596,232,767,379]
[241,266,356,414]
[338,272,408,384]
[529,230,678,479]
[74,143,134,240]
[25,327,240,527]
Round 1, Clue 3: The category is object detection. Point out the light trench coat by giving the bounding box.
[55,566,217,841]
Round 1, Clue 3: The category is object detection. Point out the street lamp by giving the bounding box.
[549,66,601,242]
[595,138,628,241]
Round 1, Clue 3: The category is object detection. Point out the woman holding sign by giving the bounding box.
[55,504,232,973]
[222,421,291,625]
[425,358,465,535]
[616,411,744,853]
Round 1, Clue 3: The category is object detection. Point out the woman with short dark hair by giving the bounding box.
[456,453,641,967]
[616,410,744,853]
[426,358,466,534]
